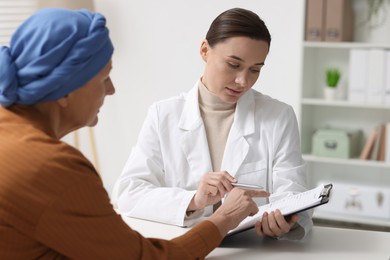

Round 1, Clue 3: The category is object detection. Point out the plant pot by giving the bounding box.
[323,87,337,100]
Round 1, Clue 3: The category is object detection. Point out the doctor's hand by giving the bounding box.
[255,210,299,238]
[208,188,270,236]
[188,171,237,211]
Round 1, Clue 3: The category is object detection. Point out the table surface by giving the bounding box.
[122,216,390,260]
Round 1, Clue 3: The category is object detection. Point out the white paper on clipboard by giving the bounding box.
[227,183,333,236]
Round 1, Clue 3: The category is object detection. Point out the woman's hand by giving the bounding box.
[187,171,237,211]
[255,210,299,238]
[209,188,270,236]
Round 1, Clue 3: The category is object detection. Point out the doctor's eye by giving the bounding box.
[228,62,239,69]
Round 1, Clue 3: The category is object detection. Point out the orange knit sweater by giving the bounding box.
[0,105,222,259]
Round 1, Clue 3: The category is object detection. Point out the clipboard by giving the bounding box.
[227,183,333,236]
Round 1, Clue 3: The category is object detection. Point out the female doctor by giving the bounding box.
[115,7,312,240]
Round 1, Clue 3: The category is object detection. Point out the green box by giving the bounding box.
[312,129,361,159]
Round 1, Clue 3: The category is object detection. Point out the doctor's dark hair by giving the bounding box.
[205,8,271,49]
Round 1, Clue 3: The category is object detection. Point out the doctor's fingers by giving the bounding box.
[205,185,219,196]
[262,211,287,237]
[259,212,277,237]
[287,213,300,227]
[207,179,232,198]
[255,220,278,238]
[204,171,236,184]
[207,172,236,194]
[212,171,237,183]
[255,220,266,236]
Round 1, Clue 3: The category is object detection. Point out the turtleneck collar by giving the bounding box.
[198,80,236,111]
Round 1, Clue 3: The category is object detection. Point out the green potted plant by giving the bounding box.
[324,68,341,100]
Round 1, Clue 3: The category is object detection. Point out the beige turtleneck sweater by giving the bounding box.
[198,81,236,172]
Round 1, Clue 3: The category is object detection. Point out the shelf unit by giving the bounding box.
[300,41,390,228]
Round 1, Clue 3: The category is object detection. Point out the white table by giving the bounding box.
[122,216,390,260]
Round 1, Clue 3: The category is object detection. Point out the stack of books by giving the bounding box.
[305,0,354,42]
[360,123,390,162]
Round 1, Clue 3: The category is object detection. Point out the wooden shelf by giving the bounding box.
[303,154,390,169]
[301,2,390,230]
[301,98,390,110]
[303,41,390,49]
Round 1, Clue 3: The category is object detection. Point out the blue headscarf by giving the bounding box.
[0,8,114,107]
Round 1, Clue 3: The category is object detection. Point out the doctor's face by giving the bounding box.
[200,36,269,104]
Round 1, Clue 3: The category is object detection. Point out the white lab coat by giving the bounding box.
[115,81,312,239]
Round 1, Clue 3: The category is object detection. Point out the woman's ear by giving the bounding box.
[56,95,69,107]
[200,39,210,62]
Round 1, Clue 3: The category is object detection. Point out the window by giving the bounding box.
[0,0,37,45]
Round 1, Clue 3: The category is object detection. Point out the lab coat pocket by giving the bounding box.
[235,161,267,184]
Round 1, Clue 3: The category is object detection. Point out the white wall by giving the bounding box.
[91,0,305,195]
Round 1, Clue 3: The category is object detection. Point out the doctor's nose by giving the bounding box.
[235,72,249,88]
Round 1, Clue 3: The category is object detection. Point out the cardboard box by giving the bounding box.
[324,0,354,42]
[305,0,326,41]
[312,129,361,158]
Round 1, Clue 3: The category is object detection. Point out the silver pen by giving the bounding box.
[231,183,264,190]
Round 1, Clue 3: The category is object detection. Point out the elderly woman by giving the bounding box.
[0,8,268,259]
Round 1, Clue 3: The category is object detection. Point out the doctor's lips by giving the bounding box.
[226,87,242,97]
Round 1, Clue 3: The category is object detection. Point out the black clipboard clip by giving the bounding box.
[319,183,333,203]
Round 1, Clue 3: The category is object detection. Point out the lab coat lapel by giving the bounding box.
[221,90,255,177]
[179,83,212,175]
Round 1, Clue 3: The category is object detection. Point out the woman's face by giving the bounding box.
[200,36,269,104]
[67,60,115,128]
